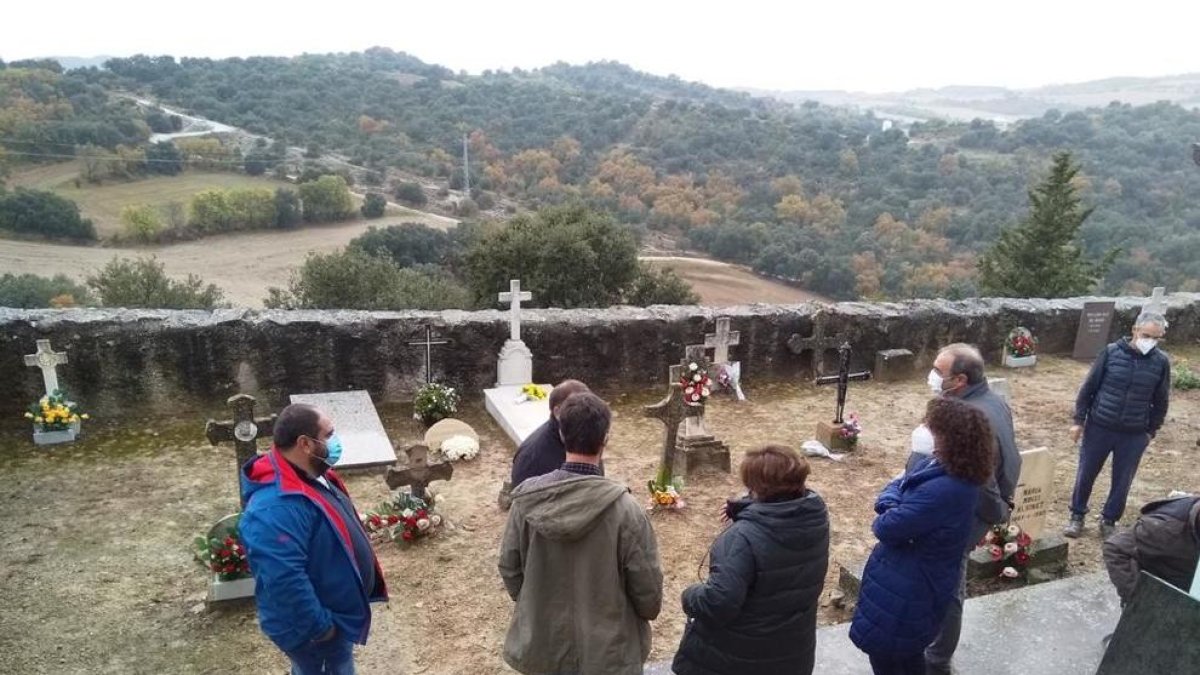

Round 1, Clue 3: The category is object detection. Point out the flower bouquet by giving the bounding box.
[980,523,1034,580]
[679,362,711,406]
[1003,328,1037,368]
[25,389,88,446]
[413,383,459,427]
[440,434,480,462]
[195,530,251,582]
[361,491,445,545]
[515,383,549,404]
[647,476,686,512]
[839,412,862,449]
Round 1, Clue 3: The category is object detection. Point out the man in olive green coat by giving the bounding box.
[498,392,663,675]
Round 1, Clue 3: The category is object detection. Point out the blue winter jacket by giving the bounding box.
[850,460,978,657]
[240,449,388,653]
[1074,338,1171,436]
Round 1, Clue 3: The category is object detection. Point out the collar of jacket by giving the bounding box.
[955,380,991,401]
[900,459,948,491]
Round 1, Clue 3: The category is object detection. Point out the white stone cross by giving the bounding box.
[704,317,741,365]
[1145,286,1167,316]
[498,279,533,342]
[24,339,68,397]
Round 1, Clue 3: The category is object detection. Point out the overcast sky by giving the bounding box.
[5,0,1200,93]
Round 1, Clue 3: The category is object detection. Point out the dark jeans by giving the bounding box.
[868,651,926,675]
[1070,423,1151,522]
[286,637,355,675]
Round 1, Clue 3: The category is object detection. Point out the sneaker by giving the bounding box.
[1100,519,1117,539]
[1063,516,1084,538]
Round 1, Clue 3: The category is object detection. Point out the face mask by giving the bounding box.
[1134,338,1158,355]
[310,434,344,470]
[927,369,944,395]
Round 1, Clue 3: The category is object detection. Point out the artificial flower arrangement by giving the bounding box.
[647,476,687,512]
[440,434,480,462]
[413,382,459,427]
[980,522,1034,580]
[1003,327,1038,368]
[24,389,88,431]
[839,412,862,449]
[194,530,251,581]
[516,383,548,403]
[679,362,711,406]
[361,491,445,545]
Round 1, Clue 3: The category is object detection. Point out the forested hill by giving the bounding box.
[5,49,1200,299]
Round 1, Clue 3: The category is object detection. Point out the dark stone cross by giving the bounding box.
[787,317,849,376]
[814,342,871,424]
[407,325,452,385]
[205,393,277,507]
[646,348,706,481]
[386,444,453,501]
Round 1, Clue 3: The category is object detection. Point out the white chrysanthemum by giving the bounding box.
[1004,542,1019,554]
[693,374,702,382]
[1001,566,1019,578]
[416,518,431,531]
[1007,524,1020,537]
[441,435,480,461]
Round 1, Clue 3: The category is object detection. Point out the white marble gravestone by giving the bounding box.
[485,386,550,446]
[496,279,533,386]
[1010,446,1054,539]
[289,390,397,469]
[1145,286,1167,316]
[24,340,68,397]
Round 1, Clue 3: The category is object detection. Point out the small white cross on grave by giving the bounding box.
[498,279,533,342]
[1145,286,1167,316]
[24,340,68,397]
[704,317,740,365]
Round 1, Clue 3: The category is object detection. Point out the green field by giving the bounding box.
[9,161,302,237]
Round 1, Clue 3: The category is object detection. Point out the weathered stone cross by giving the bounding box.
[205,393,277,506]
[24,339,68,397]
[498,279,532,342]
[815,342,871,424]
[786,315,848,376]
[704,317,740,365]
[386,444,453,501]
[1145,286,1167,316]
[644,367,704,485]
[407,325,451,385]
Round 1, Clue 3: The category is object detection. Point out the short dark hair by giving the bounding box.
[550,379,591,411]
[556,392,611,456]
[741,445,810,502]
[273,403,322,449]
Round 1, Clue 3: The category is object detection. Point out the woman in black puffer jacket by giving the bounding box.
[672,445,830,675]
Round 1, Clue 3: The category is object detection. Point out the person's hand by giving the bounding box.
[718,502,730,523]
[1070,425,1083,444]
[313,626,337,643]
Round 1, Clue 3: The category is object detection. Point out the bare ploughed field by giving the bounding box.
[1,353,1197,674]
[642,256,829,305]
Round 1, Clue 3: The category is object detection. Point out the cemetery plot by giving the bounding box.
[1,353,1198,674]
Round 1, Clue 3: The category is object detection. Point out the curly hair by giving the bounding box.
[924,397,995,486]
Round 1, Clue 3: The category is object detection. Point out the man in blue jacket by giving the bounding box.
[1066,311,1171,540]
[240,403,388,675]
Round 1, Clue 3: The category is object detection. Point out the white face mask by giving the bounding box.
[1134,338,1158,355]
[927,369,944,395]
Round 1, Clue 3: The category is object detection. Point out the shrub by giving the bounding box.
[0,273,94,308]
[87,257,227,309]
[361,192,387,219]
[121,203,165,242]
[264,248,472,310]
[623,264,700,306]
[412,383,460,427]
[0,188,96,240]
[1174,364,1200,391]
[349,223,455,268]
[394,181,428,207]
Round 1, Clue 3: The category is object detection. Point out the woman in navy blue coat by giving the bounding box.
[850,398,996,675]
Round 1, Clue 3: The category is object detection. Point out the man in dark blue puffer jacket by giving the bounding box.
[1066,311,1172,540]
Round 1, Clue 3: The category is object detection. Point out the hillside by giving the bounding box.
[756,72,1200,125]
[3,51,1200,300]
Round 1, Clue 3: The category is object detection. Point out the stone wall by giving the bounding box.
[2,294,1197,416]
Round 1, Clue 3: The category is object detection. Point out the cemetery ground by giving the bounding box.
[2,352,1198,674]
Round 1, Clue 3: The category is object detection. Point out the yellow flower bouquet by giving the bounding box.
[25,389,88,432]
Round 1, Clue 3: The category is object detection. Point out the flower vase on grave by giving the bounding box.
[1003,327,1038,368]
[197,513,256,602]
[26,390,87,447]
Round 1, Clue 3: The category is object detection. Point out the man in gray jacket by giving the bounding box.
[498,392,663,675]
[923,343,1022,674]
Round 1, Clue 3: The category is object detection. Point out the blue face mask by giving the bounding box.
[312,434,343,469]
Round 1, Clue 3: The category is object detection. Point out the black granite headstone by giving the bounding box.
[1072,301,1117,361]
[1096,572,1200,674]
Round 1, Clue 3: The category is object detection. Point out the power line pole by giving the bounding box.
[462,133,471,194]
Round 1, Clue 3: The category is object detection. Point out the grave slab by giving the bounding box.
[650,572,1121,675]
[874,348,915,382]
[485,385,551,446]
[1097,572,1200,674]
[289,390,397,469]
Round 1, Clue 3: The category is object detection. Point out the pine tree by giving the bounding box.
[978,152,1119,298]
